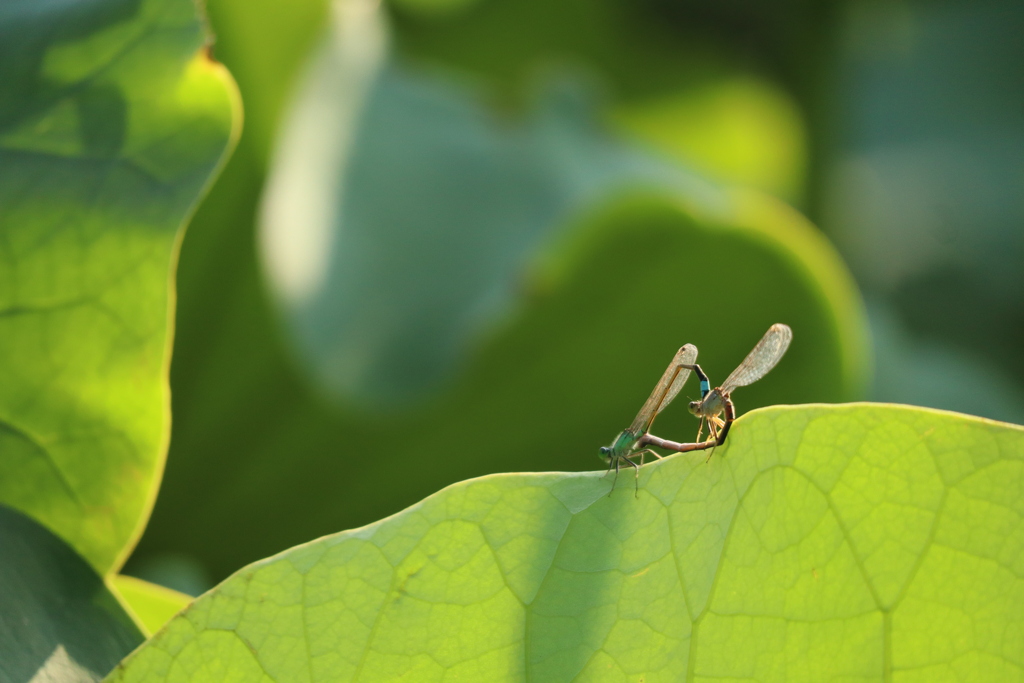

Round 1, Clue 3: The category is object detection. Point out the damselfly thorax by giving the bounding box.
[691,388,727,419]
[688,388,731,442]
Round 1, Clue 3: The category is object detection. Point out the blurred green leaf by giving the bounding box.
[824,0,1024,410]
[390,0,749,99]
[388,0,818,209]
[0,0,239,573]
[392,0,483,18]
[869,303,1024,426]
[107,404,1024,682]
[261,42,753,406]
[389,0,837,119]
[611,77,807,200]
[110,575,191,637]
[0,505,143,683]
[205,0,328,163]
[122,553,213,598]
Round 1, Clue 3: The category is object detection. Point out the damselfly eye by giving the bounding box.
[688,401,700,414]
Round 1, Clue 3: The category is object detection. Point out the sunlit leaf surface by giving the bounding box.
[0,0,238,573]
[110,404,1024,682]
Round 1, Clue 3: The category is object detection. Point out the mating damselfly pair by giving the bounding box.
[601,323,792,495]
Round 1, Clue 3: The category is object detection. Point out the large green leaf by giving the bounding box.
[107,404,1024,682]
[0,0,239,573]
[0,505,143,683]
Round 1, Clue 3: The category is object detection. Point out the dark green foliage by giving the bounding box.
[0,506,143,683]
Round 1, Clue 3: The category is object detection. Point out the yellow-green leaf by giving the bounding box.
[110,574,192,637]
[108,404,1024,682]
[0,0,239,573]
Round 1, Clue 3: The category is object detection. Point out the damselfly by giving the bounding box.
[600,344,716,495]
[685,323,792,454]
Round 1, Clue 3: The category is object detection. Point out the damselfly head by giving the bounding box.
[687,400,700,415]
[599,446,611,461]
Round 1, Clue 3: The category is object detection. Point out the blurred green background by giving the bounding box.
[124,0,1024,592]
